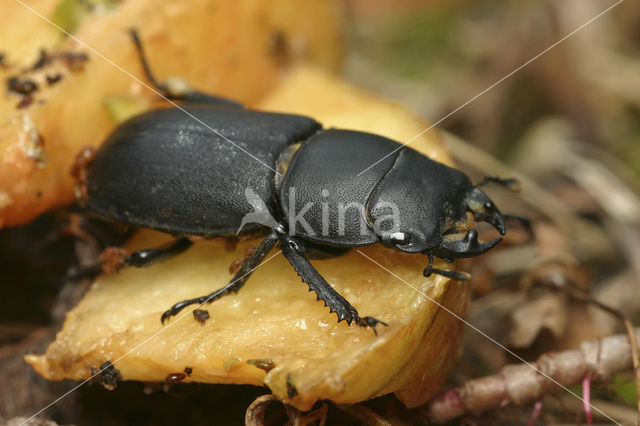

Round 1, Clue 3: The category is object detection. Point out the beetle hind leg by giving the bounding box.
[68,237,193,281]
[160,227,281,325]
[281,236,387,334]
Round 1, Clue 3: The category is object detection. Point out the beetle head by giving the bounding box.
[424,186,505,263]
[465,187,506,236]
[370,149,506,259]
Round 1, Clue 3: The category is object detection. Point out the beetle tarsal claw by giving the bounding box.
[358,317,388,335]
[160,309,175,325]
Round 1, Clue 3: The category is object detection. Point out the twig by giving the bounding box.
[525,400,543,426]
[424,330,640,423]
[245,394,328,426]
[245,395,284,426]
[555,286,640,426]
[582,375,592,425]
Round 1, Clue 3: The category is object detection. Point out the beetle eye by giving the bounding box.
[390,232,410,245]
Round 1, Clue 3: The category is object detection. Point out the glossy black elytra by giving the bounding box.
[74,30,512,333]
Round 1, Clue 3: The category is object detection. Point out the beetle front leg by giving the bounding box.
[160,226,282,324]
[477,176,521,192]
[281,236,387,334]
[423,253,471,281]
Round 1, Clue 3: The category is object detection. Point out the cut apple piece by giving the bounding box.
[0,0,344,228]
[27,67,470,410]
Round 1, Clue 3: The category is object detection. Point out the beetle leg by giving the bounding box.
[68,237,193,281]
[423,253,471,281]
[477,176,521,192]
[160,226,281,324]
[129,29,244,108]
[504,214,534,241]
[124,237,193,268]
[281,236,387,334]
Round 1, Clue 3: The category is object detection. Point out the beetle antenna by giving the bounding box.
[128,28,166,93]
[127,28,244,107]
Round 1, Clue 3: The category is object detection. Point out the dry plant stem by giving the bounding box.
[557,286,640,425]
[245,395,281,426]
[245,395,328,426]
[623,321,640,426]
[549,396,639,425]
[424,329,640,423]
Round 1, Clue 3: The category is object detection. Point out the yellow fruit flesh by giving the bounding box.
[0,0,344,228]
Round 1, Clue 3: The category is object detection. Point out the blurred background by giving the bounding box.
[347,0,640,167]
[347,0,640,423]
[2,0,640,424]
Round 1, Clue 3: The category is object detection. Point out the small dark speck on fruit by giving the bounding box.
[246,358,275,373]
[193,309,210,325]
[286,373,298,399]
[229,259,243,274]
[8,77,38,95]
[165,372,186,383]
[46,73,63,85]
[32,49,50,70]
[90,360,122,390]
[17,95,34,109]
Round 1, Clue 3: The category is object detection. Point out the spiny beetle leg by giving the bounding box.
[160,226,281,325]
[281,236,387,334]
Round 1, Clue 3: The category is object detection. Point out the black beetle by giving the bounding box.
[75,31,510,333]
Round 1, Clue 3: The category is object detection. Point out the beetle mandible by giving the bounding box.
[74,30,511,333]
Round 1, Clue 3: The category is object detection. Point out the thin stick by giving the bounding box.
[556,285,640,425]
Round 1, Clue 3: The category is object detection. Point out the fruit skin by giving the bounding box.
[0,0,344,228]
[26,234,469,410]
[26,67,471,410]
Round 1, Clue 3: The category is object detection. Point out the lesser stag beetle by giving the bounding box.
[73,30,516,333]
